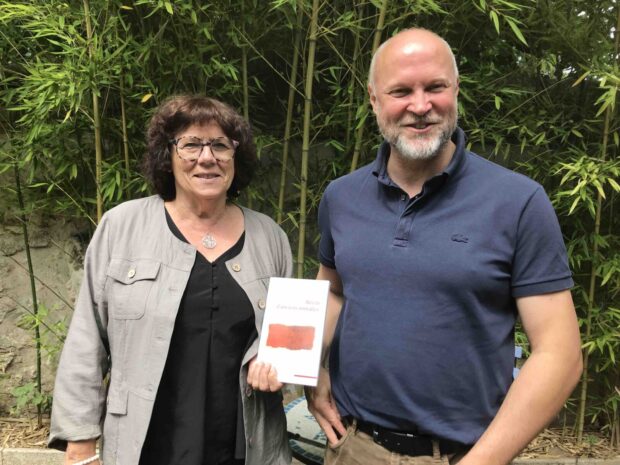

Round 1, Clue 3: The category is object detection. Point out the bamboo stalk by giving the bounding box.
[575,3,620,443]
[83,0,104,222]
[241,0,252,208]
[296,0,320,278]
[120,73,130,174]
[350,0,388,173]
[277,1,303,224]
[344,3,363,150]
[13,162,42,428]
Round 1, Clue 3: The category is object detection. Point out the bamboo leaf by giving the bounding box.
[490,10,500,33]
[607,177,620,192]
[141,93,153,103]
[506,18,527,46]
[592,179,606,199]
[568,196,580,215]
[572,70,590,87]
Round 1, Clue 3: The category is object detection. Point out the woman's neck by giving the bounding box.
[165,196,230,230]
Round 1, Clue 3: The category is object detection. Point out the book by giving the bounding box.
[257,277,329,386]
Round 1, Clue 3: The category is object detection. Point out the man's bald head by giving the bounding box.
[368,28,459,90]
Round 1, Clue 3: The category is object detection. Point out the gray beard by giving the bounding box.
[379,114,457,161]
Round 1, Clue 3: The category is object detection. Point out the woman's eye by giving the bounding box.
[183,143,202,150]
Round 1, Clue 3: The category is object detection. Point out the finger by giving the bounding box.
[247,360,261,388]
[267,365,283,391]
[313,411,341,445]
[332,416,347,437]
[258,362,271,391]
[318,400,347,437]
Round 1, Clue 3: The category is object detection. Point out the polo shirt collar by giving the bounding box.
[372,127,468,187]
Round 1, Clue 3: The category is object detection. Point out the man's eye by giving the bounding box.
[428,84,446,92]
[390,89,409,97]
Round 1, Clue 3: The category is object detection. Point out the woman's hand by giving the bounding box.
[247,358,283,392]
[65,440,100,465]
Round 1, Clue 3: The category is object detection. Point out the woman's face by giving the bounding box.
[170,122,236,204]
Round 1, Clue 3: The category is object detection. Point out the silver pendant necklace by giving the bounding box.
[201,233,217,249]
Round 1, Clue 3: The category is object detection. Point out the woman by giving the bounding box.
[49,95,292,465]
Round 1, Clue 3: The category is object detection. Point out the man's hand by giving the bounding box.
[305,366,346,445]
[247,358,283,392]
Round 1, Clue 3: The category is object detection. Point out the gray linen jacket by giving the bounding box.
[49,195,293,465]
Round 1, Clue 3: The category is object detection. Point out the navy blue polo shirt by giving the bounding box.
[318,127,573,445]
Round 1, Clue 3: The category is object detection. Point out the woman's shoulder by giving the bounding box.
[240,206,290,247]
[103,196,162,222]
[239,206,280,231]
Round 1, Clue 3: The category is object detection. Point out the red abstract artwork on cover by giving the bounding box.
[266,324,315,350]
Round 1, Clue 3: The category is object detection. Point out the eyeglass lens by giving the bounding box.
[176,136,235,161]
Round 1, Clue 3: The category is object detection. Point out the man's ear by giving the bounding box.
[368,84,378,114]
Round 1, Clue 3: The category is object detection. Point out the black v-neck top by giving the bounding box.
[139,210,255,465]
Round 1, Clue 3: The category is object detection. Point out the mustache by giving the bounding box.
[399,115,440,125]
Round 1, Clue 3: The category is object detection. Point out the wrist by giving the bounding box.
[66,440,97,461]
[70,454,100,465]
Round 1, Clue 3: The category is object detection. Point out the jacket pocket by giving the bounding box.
[106,258,161,319]
[102,385,128,465]
[106,385,128,415]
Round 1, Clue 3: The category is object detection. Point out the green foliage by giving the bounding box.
[11,382,53,416]
[0,0,617,439]
[16,302,68,363]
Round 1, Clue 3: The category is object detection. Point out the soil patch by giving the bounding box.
[1,414,617,460]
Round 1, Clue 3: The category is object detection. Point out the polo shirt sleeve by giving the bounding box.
[511,186,574,297]
[318,186,337,269]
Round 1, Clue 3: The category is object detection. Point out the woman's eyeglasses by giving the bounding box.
[170,136,239,162]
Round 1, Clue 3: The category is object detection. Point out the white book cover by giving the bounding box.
[257,277,329,386]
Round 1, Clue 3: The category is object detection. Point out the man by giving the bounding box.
[306,28,582,465]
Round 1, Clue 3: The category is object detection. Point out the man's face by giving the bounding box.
[369,32,459,161]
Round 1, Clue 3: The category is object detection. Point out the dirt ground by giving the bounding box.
[1,414,617,460]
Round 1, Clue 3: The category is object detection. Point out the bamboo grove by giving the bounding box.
[0,0,618,445]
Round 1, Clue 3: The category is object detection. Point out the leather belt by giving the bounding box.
[348,417,468,457]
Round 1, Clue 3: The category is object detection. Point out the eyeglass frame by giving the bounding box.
[169,136,240,163]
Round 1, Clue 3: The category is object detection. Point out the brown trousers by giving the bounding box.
[324,422,468,465]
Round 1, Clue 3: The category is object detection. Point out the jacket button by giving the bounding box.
[127,268,136,279]
[232,263,241,272]
[258,299,266,309]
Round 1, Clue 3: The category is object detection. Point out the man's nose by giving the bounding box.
[406,91,431,115]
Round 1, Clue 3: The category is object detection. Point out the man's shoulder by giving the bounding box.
[324,163,375,197]
[463,150,542,194]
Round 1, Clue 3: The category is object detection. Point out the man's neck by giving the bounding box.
[386,140,456,198]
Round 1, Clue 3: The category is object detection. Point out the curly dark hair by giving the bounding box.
[143,95,257,200]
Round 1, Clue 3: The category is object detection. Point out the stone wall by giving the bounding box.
[0,214,88,415]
